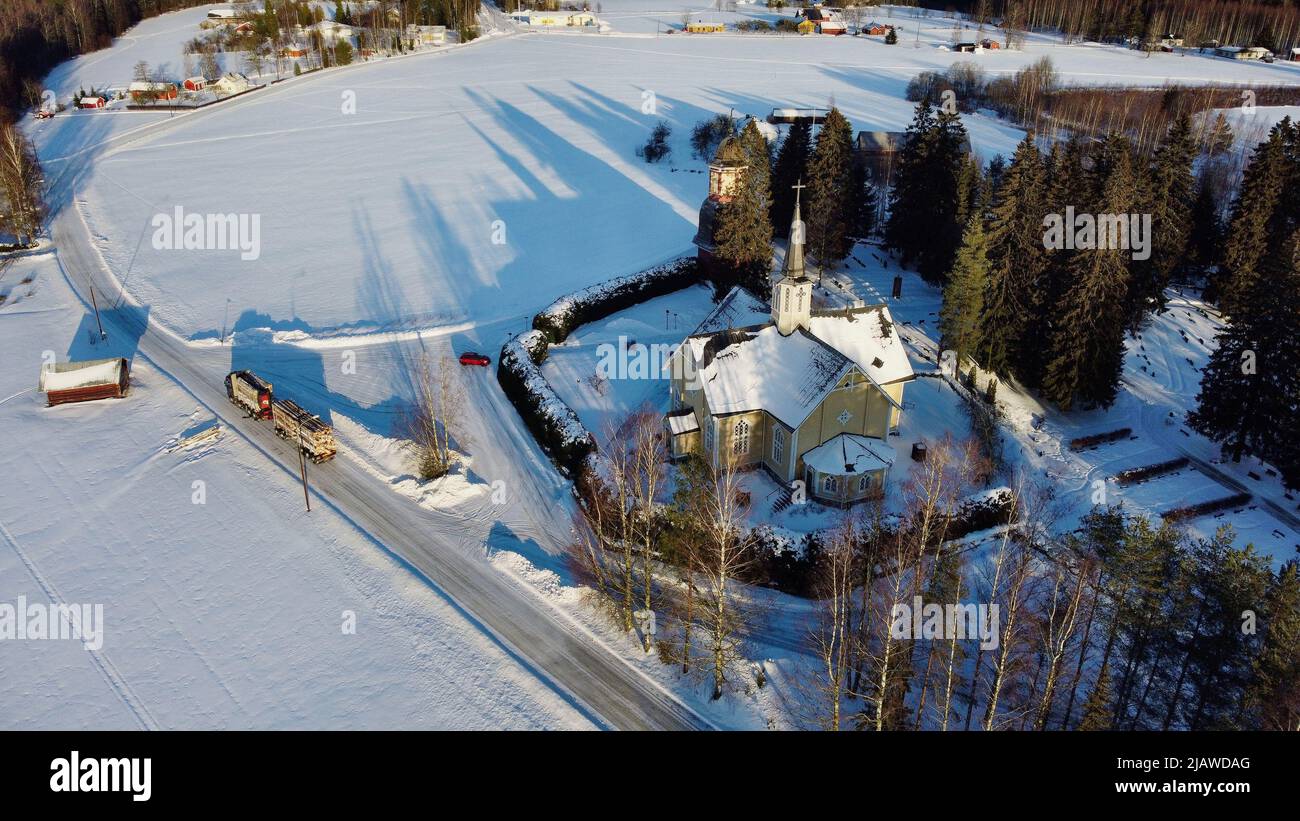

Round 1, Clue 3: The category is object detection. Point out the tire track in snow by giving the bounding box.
[0,516,160,730]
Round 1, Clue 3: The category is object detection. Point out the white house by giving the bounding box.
[511,10,597,27]
[306,20,354,42]
[406,24,447,46]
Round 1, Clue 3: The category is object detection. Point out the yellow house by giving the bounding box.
[665,194,913,506]
[686,22,726,33]
[797,19,816,35]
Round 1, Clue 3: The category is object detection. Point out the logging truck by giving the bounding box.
[271,398,337,463]
[225,370,272,419]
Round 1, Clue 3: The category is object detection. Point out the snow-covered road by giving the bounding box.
[46,186,711,732]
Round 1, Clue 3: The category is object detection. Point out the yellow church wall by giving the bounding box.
[713,409,768,470]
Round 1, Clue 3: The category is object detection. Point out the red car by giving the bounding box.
[459,351,491,367]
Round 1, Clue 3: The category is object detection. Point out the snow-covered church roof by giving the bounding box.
[687,324,855,429]
[807,304,912,385]
[802,433,897,476]
[679,293,913,429]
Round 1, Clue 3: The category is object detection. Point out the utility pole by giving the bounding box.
[88,279,107,342]
[297,418,311,512]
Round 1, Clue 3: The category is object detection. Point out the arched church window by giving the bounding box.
[733,419,750,455]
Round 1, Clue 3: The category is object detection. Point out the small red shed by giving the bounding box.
[40,358,131,406]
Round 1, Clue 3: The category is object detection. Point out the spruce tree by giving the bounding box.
[1190,229,1300,464]
[1077,665,1114,730]
[846,157,877,240]
[884,98,939,273]
[1020,138,1085,391]
[771,119,811,238]
[976,133,1047,383]
[714,120,774,298]
[806,107,855,270]
[1042,135,1138,410]
[1210,127,1287,315]
[1184,171,1224,284]
[939,213,989,365]
[1240,561,1300,731]
[887,105,970,284]
[1128,113,1195,330]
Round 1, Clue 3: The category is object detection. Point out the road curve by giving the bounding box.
[48,203,712,732]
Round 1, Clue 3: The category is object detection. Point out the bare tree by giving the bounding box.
[687,456,758,700]
[1032,553,1091,729]
[803,514,860,730]
[0,122,45,247]
[404,354,465,480]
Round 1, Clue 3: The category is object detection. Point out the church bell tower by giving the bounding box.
[772,181,813,336]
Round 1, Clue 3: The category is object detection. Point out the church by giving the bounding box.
[667,174,914,506]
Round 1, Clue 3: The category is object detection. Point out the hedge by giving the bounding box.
[496,329,594,478]
[1161,492,1252,524]
[532,256,699,344]
[1069,428,1132,451]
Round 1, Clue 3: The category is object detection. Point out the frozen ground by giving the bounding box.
[10,2,1300,731]
[35,6,1300,346]
[0,252,593,729]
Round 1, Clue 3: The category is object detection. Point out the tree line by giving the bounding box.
[568,419,1300,729]
[696,108,876,299]
[945,0,1300,55]
[0,0,212,120]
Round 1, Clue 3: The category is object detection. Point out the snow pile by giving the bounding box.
[39,359,124,392]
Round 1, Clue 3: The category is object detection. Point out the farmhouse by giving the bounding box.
[209,73,253,96]
[201,6,245,27]
[1216,45,1271,59]
[282,43,309,58]
[669,194,914,506]
[686,21,726,33]
[768,108,827,125]
[511,10,596,27]
[801,7,847,35]
[307,20,354,42]
[128,81,177,102]
[864,23,890,36]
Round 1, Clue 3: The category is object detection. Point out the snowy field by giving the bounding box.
[0,252,593,729]
[8,2,1300,731]
[31,6,1300,346]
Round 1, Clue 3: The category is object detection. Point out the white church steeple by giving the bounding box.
[772,181,813,336]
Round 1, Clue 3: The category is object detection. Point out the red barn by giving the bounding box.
[183,76,207,91]
[40,358,131,406]
[129,81,178,102]
[78,96,106,109]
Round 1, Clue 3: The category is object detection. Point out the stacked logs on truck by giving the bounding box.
[270,398,337,463]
